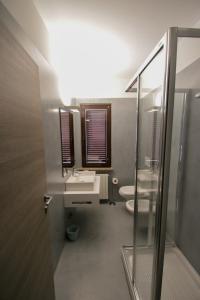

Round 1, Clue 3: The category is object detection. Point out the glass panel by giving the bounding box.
[161,37,200,300]
[134,47,166,300]
[120,79,138,295]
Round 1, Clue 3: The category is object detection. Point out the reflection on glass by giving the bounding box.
[134,48,166,300]
[161,37,200,300]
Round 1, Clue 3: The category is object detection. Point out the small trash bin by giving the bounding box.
[66,224,80,241]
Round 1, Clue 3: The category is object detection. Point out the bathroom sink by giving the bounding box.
[64,175,100,207]
[65,174,95,191]
[76,170,96,177]
[138,169,158,181]
[137,169,158,190]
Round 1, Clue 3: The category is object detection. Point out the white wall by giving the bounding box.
[65,77,134,100]
[1,0,50,62]
[1,0,134,101]
[176,18,200,74]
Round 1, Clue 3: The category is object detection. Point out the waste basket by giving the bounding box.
[66,224,80,241]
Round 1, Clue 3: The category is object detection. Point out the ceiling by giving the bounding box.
[33,0,200,99]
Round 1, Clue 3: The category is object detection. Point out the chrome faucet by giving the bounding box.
[72,167,79,176]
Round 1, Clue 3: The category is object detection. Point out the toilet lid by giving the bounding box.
[119,186,135,196]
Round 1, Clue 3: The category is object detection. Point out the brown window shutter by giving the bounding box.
[81,104,111,167]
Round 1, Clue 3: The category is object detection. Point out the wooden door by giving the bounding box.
[0,19,55,300]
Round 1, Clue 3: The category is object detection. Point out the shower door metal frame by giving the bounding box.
[157,27,200,300]
[126,29,174,300]
[125,27,200,300]
[173,89,190,244]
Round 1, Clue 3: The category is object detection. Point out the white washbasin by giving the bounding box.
[65,174,95,191]
[77,170,96,177]
[138,169,158,189]
[64,175,100,207]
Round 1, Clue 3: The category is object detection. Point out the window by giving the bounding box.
[80,104,111,167]
[59,108,74,167]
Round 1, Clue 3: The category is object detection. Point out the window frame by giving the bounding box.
[59,108,75,168]
[80,103,111,168]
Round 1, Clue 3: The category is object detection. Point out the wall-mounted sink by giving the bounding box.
[137,169,158,190]
[64,175,100,208]
[66,174,95,191]
[77,170,96,177]
[138,169,158,181]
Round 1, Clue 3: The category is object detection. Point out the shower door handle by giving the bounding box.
[44,194,53,214]
[179,145,183,163]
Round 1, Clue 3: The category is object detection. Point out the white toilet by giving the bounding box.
[119,185,149,214]
[119,186,135,200]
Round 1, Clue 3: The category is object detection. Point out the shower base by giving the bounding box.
[122,245,200,300]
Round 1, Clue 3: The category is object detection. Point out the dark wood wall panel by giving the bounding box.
[0,20,55,300]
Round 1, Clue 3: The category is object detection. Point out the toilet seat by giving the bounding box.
[119,185,151,214]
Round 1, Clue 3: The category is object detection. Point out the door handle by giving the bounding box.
[44,194,53,214]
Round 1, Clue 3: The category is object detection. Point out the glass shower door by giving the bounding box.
[161,36,200,300]
[134,46,166,300]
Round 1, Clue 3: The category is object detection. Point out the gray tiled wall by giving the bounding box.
[73,98,137,201]
[177,89,200,274]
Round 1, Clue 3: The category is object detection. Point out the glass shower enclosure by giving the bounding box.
[122,27,200,300]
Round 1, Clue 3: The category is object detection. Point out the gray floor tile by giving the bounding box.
[54,203,133,300]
